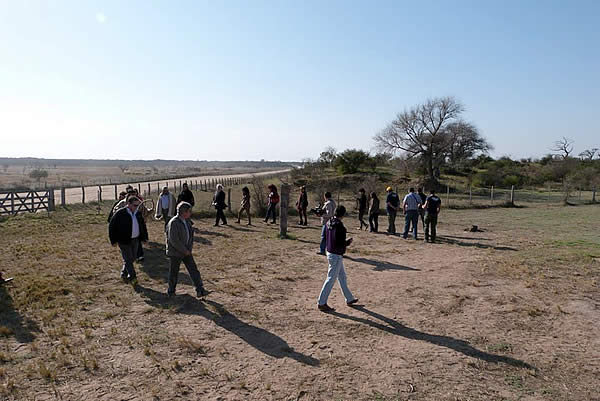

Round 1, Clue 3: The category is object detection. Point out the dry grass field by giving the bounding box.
[0,201,598,400]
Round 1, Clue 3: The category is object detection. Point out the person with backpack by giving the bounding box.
[402,187,422,240]
[317,205,359,312]
[236,186,252,225]
[356,188,368,230]
[296,186,309,226]
[423,189,442,243]
[212,184,228,226]
[385,187,400,234]
[317,192,336,255]
[264,184,279,224]
[368,191,380,233]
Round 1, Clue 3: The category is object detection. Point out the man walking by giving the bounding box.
[317,205,359,312]
[317,192,336,255]
[402,188,421,240]
[108,191,127,223]
[177,182,195,207]
[155,186,176,231]
[423,189,442,243]
[109,196,148,285]
[166,202,209,297]
[385,187,400,234]
[213,184,228,226]
[356,188,368,230]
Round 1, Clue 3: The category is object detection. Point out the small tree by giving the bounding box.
[318,147,337,167]
[28,169,48,183]
[551,137,574,159]
[579,148,598,162]
[334,149,371,175]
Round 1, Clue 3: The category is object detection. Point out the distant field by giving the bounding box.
[0,200,598,400]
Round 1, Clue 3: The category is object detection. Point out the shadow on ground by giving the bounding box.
[140,242,193,286]
[345,256,421,272]
[0,285,40,343]
[136,286,319,367]
[332,306,533,369]
[438,237,517,251]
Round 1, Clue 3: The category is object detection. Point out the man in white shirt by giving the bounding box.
[155,187,176,231]
[402,187,422,240]
[317,192,336,255]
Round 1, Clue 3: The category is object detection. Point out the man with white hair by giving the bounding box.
[166,202,208,297]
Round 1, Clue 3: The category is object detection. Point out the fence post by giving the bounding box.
[61,187,66,206]
[510,185,514,206]
[279,183,290,238]
[138,183,141,194]
[48,189,55,211]
[490,186,494,205]
[10,192,14,215]
[147,183,151,196]
[227,188,232,213]
[98,186,102,202]
[469,185,472,206]
[82,186,85,204]
[114,184,118,200]
[446,185,450,206]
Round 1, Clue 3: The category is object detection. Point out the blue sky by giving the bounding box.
[1,1,598,161]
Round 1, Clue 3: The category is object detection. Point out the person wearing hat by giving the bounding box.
[385,187,400,234]
[155,186,177,230]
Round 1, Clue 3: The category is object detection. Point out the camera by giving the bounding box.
[310,203,325,216]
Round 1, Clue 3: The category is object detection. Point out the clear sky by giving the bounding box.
[1,1,598,161]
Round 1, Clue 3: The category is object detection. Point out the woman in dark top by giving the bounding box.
[237,186,251,225]
[264,184,279,224]
[296,186,309,226]
[212,184,227,226]
[368,192,380,233]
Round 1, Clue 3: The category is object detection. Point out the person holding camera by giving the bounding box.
[317,192,336,255]
[317,205,359,312]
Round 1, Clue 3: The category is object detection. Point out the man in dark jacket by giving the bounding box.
[108,196,149,285]
[107,191,127,223]
[356,188,368,230]
[166,202,208,297]
[317,206,359,312]
[177,183,195,207]
[213,184,227,226]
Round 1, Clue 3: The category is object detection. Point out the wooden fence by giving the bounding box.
[0,190,55,216]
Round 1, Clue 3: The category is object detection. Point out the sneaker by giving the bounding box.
[318,304,335,312]
[346,299,359,306]
[316,250,325,255]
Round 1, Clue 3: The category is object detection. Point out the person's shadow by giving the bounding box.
[437,237,517,251]
[136,286,319,367]
[0,284,40,343]
[140,242,194,286]
[344,256,421,272]
[331,306,533,369]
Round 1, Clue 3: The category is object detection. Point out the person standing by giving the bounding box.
[356,188,368,230]
[155,187,177,231]
[108,191,128,223]
[402,188,422,240]
[166,202,209,297]
[385,187,400,234]
[317,205,359,312]
[317,192,336,255]
[177,182,195,207]
[237,186,252,225]
[417,187,427,230]
[108,196,148,285]
[213,184,228,226]
[423,189,442,243]
[368,191,380,233]
[264,184,279,224]
[296,186,309,226]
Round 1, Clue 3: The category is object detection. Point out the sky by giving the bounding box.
[1,0,599,161]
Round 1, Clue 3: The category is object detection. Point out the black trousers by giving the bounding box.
[215,208,227,225]
[369,213,379,232]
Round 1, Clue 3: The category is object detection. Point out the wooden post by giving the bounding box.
[446,185,450,206]
[61,187,66,206]
[227,188,232,213]
[469,185,472,205]
[48,189,55,211]
[490,186,494,205]
[147,183,151,196]
[10,192,14,215]
[179,180,182,192]
[98,186,102,202]
[138,183,141,194]
[279,183,290,238]
[510,185,514,206]
[114,184,118,200]
[82,186,85,204]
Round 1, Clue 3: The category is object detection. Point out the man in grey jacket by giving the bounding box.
[166,202,208,297]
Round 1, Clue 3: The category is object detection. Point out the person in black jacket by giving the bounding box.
[317,205,359,312]
[107,191,127,223]
[108,196,149,285]
[356,188,368,230]
[177,183,195,207]
[212,184,227,226]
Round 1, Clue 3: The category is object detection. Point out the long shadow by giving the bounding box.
[297,238,319,245]
[198,230,230,238]
[344,256,421,272]
[194,236,212,245]
[331,306,532,369]
[227,224,258,233]
[438,237,517,251]
[136,286,319,366]
[442,235,491,241]
[0,285,40,343]
[140,242,193,285]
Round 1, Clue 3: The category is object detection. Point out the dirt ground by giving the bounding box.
[0,203,598,400]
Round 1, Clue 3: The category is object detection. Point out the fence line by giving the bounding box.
[0,190,55,216]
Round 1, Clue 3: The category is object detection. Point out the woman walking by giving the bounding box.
[236,186,252,225]
[296,186,309,225]
[264,184,279,224]
[368,192,380,233]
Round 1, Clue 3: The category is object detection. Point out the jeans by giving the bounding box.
[320,224,327,253]
[369,212,379,232]
[387,209,397,234]
[215,208,227,225]
[318,252,355,306]
[424,212,438,242]
[403,210,419,239]
[161,208,170,231]
[119,238,139,279]
[264,203,277,223]
[168,255,205,295]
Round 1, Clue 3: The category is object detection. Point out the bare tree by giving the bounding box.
[551,137,574,159]
[374,96,488,186]
[578,148,598,161]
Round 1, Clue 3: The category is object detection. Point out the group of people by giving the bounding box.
[383,186,442,242]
